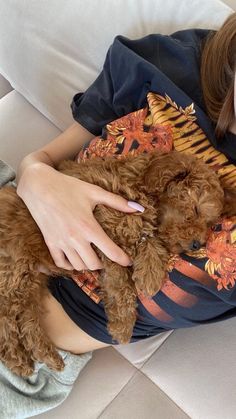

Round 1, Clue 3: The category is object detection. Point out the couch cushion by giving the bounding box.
[0,73,12,99]
[142,317,236,419]
[32,347,138,419]
[99,370,189,419]
[115,331,173,368]
[0,90,61,170]
[0,0,233,131]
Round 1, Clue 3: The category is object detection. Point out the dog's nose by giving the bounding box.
[189,240,201,251]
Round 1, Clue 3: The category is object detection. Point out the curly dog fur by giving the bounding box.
[0,150,236,376]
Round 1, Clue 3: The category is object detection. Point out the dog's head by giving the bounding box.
[144,151,236,254]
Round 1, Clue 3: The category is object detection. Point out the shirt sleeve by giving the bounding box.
[71,36,152,135]
[71,30,209,136]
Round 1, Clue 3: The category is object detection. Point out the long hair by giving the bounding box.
[201,12,236,138]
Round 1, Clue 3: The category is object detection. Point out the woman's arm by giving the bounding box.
[16,122,140,271]
[17,122,93,181]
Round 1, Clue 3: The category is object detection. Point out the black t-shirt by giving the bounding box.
[71,28,236,163]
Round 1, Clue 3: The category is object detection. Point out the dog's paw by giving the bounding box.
[108,316,136,345]
[12,361,35,377]
[44,352,65,372]
[108,326,131,345]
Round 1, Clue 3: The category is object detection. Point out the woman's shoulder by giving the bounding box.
[169,28,212,45]
[112,28,212,53]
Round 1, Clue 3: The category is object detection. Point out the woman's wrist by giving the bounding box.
[17,150,55,182]
[16,158,56,200]
[16,122,94,184]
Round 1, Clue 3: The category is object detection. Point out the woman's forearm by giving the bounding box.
[16,122,94,183]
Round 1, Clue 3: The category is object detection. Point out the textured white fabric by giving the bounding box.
[0,90,61,169]
[0,0,233,131]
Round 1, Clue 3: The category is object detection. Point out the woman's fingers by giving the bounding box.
[37,264,52,275]
[92,221,132,266]
[62,248,88,271]
[96,188,145,213]
[48,242,103,272]
[48,246,74,270]
[72,242,104,270]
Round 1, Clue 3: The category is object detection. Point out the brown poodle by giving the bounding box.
[0,150,235,377]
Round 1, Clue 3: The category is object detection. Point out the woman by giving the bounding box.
[2,11,236,417]
[17,11,236,353]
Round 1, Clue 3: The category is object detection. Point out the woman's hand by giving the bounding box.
[17,162,144,271]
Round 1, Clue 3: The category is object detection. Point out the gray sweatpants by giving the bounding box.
[0,350,92,419]
[0,160,93,418]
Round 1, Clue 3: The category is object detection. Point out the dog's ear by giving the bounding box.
[143,151,193,194]
[221,187,236,217]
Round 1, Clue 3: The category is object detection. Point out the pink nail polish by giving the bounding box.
[128,201,145,212]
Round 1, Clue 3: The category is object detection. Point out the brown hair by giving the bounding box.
[201,12,236,138]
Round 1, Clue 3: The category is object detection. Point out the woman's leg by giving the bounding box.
[41,293,110,353]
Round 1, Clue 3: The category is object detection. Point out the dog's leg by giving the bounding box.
[100,260,137,344]
[17,271,65,374]
[0,304,35,376]
[132,236,169,296]
[0,256,64,376]
[0,255,36,376]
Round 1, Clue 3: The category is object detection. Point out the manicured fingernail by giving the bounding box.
[128,201,145,212]
[128,261,133,266]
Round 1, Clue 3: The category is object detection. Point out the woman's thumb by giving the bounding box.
[98,190,145,213]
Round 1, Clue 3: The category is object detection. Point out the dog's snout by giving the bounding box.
[189,240,201,251]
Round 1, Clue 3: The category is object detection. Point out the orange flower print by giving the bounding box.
[148,124,173,153]
[78,136,117,161]
[72,270,101,303]
[74,92,236,304]
[108,108,173,155]
[78,105,173,163]
[205,217,236,290]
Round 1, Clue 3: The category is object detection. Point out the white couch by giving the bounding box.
[0,1,236,418]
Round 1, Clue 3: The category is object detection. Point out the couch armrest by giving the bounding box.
[0,73,13,98]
